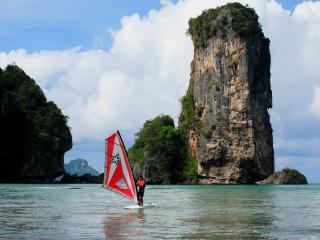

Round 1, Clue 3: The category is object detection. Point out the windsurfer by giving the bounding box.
[136,176,145,206]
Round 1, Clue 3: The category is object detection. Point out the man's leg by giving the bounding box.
[140,190,144,206]
[138,193,142,206]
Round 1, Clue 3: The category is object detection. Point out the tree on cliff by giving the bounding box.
[0,65,72,182]
[188,2,263,48]
[128,115,184,183]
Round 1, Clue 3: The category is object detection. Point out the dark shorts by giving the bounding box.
[138,188,144,198]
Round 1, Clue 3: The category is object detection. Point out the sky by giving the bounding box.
[0,0,320,182]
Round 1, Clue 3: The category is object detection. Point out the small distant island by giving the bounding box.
[61,159,103,184]
[259,168,308,184]
[65,159,99,176]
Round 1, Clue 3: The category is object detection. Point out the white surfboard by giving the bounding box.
[124,205,144,209]
[124,203,158,209]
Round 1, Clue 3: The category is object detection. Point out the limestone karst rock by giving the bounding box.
[179,3,274,183]
[0,65,72,183]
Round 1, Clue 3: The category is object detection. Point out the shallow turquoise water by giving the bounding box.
[0,184,319,239]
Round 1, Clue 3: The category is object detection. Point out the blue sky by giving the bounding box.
[1,0,320,182]
[0,0,305,52]
[1,0,172,52]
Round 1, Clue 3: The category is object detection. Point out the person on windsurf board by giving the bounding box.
[136,176,145,206]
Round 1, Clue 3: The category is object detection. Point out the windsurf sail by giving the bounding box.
[103,130,138,203]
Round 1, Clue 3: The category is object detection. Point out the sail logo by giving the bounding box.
[112,153,120,165]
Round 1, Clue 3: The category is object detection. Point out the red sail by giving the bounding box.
[104,131,137,203]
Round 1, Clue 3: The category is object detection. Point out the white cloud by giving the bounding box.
[0,0,320,151]
[274,137,320,156]
[310,86,320,119]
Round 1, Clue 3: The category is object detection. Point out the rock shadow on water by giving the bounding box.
[103,209,145,239]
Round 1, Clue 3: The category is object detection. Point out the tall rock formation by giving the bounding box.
[0,65,72,182]
[179,3,274,184]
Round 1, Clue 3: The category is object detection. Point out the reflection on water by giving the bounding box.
[103,210,144,239]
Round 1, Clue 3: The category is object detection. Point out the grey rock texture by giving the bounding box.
[181,4,274,184]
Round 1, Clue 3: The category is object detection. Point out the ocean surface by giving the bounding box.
[0,184,319,240]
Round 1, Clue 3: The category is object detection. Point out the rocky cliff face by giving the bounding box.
[180,3,274,183]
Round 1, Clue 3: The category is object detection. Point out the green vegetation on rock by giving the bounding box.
[188,3,263,48]
[129,115,185,183]
[260,168,308,184]
[177,94,202,181]
[179,93,202,135]
[182,154,198,180]
[129,113,200,183]
[282,168,307,183]
[0,65,72,182]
